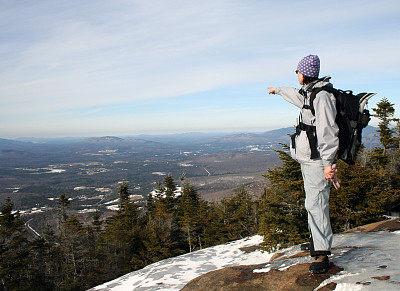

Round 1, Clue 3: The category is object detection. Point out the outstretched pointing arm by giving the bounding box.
[268,86,304,108]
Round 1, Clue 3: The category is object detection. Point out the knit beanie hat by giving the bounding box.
[297,55,320,78]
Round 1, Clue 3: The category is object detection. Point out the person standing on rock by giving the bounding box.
[267,54,338,274]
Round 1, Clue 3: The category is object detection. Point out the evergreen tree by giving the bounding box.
[142,175,184,263]
[85,211,108,287]
[103,182,146,277]
[29,236,58,291]
[330,160,400,230]
[163,173,178,211]
[362,98,400,213]
[91,210,103,234]
[176,181,200,252]
[56,194,70,231]
[221,187,257,240]
[118,181,130,210]
[393,118,400,149]
[372,97,396,155]
[146,192,155,214]
[0,198,31,290]
[259,145,308,252]
[330,161,380,231]
[196,200,227,247]
[330,98,400,228]
[31,224,64,290]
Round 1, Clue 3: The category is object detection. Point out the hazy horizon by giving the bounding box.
[5,126,291,141]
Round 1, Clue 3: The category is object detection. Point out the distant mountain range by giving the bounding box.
[0,138,34,149]
[1,126,379,153]
[206,127,293,145]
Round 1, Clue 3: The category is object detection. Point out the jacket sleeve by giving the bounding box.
[313,91,339,167]
[275,87,304,108]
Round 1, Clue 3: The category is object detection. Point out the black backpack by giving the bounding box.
[308,86,375,165]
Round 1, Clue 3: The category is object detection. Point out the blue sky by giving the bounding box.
[1,0,399,138]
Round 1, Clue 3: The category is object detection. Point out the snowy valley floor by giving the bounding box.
[90,223,400,291]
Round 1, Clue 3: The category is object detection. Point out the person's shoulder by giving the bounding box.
[314,76,333,89]
[315,91,335,104]
[313,84,336,105]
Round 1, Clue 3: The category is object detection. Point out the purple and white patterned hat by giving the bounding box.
[297,55,320,78]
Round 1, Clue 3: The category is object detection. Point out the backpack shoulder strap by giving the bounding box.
[308,86,339,115]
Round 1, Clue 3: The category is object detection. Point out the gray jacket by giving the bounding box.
[275,76,339,167]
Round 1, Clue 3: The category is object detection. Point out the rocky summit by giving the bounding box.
[91,217,400,290]
[182,217,400,291]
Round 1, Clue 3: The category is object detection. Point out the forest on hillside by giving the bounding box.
[1,98,399,291]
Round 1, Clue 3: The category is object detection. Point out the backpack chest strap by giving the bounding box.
[302,104,315,115]
[292,122,319,159]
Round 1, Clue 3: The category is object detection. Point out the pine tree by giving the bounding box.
[330,162,380,231]
[0,197,31,290]
[259,145,308,252]
[103,182,146,276]
[372,97,396,155]
[329,98,400,229]
[59,215,91,290]
[29,236,58,290]
[221,187,257,240]
[118,181,130,210]
[393,118,400,149]
[330,160,400,230]
[365,98,400,213]
[83,211,109,287]
[163,173,178,211]
[142,175,185,263]
[92,210,103,233]
[56,194,70,231]
[176,181,200,252]
[146,192,155,214]
[30,224,63,290]
[197,200,227,247]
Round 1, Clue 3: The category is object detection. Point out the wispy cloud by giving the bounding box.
[0,0,399,137]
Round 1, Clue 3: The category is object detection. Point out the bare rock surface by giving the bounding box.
[182,263,343,291]
[181,218,400,291]
[91,218,400,290]
[344,217,400,233]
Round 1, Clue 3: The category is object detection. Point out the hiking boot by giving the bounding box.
[309,255,329,274]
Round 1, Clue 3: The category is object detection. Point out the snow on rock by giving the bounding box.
[322,231,400,290]
[89,235,269,291]
[90,227,400,291]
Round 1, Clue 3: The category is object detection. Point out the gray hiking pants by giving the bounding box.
[301,163,333,256]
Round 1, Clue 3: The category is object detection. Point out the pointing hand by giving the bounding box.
[268,87,276,94]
